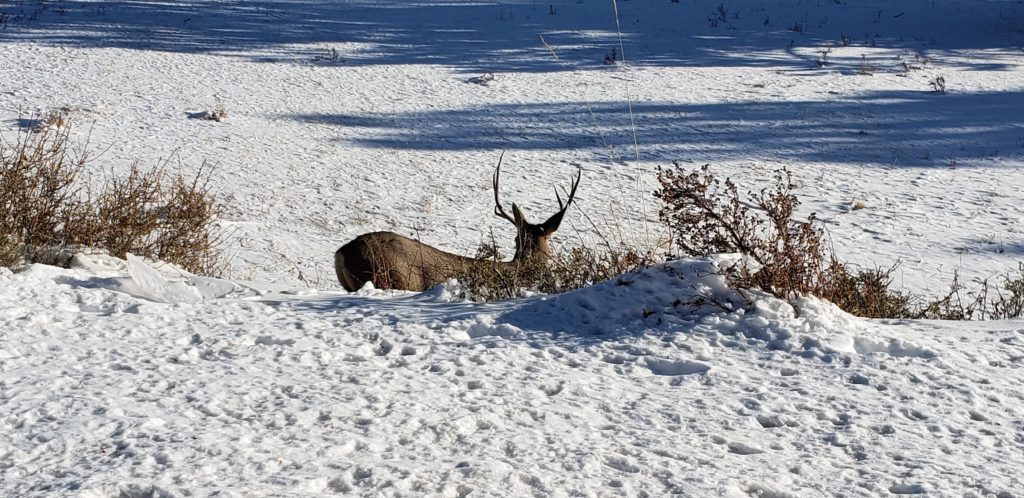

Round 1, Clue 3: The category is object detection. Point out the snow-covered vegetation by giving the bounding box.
[2,0,1023,496]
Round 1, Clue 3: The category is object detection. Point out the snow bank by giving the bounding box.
[2,254,1021,497]
[492,258,937,362]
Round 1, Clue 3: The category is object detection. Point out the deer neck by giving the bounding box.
[511,231,551,262]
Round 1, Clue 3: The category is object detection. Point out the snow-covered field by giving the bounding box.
[2,0,1024,496]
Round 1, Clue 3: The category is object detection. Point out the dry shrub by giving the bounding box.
[155,169,224,273]
[991,263,1024,319]
[0,125,86,267]
[548,245,649,292]
[821,261,915,319]
[655,163,829,301]
[917,265,1024,321]
[655,163,1024,321]
[454,245,546,301]
[655,163,913,318]
[1,123,224,275]
[917,269,983,321]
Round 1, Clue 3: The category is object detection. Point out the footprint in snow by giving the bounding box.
[541,382,564,396]
[254,336,296,346]
[848,373,870,385]
[110,484,176,498]
[727,442,765,455]
[968,410,989,422]
[756,414,788,429]
[602,455,641,473]
[644,357,710,376]
[889,483,927,495]
[900,408,929,421]
[351,466,373,482]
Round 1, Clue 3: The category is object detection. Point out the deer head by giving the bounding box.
[491,153,581,262]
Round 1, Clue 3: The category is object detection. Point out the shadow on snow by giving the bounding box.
[289,89,1024,167]
[0,0,1020,71]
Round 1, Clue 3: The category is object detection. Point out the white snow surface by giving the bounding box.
[2,0,1024,496]
[4,256,1024,497]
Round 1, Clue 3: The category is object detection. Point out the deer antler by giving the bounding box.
[555,167,581,212]
[539,166,581,234]
[492,150,517,225]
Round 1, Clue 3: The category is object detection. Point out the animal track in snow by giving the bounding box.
[901,408,930,421]
[849,373,870,385]
[643,358,710,376]
[541,382,564,396]
[853,337,937,358]
[728,442,765,455]
[756,414,787,428]
[254,336,295,346]
[602,455,641,473]
[747,483,800,498]
[889,483,927,494]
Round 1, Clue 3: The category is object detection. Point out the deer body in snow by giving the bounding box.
[334,162,580,292]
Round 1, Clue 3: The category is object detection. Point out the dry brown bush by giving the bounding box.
[917,265,1024,321]
[820,261,915,319]
[655,164,828,301]
[655,163,1024,321]
[991,263,1024,319]
[1,125,86,267]
[655,163,915,318]
[1,123,224,275]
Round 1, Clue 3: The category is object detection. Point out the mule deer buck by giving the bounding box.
[335,160,581,292]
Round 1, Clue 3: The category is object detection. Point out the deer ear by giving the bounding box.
[539,209,566,235]
[511,203,528,227]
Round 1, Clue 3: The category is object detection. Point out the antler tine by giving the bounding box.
[537,166,582,234]
[555,166,582,213]
[492,150,516,224]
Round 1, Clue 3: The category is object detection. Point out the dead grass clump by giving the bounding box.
[0,123,224,275]
[991,263,1024,319]
[38,107,72,130]
[857,55,879,76]
[917,265,1024,321]
[454,241,650,301]
[820,261,916,319]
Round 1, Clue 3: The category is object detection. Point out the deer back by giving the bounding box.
[335,231,489,292]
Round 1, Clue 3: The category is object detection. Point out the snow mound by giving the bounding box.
[499,258,937,359]
[12,251,260,308]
